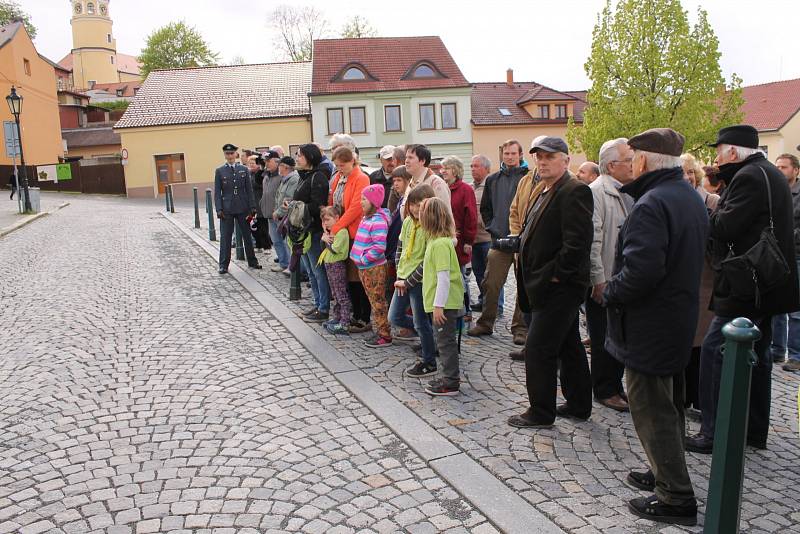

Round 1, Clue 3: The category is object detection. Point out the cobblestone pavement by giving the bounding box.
[0,196,497,534]
[171,202,800,534]
[0,192,70,234]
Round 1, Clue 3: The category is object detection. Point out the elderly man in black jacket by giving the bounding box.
[604,128,708,526]
[687,125,800,454]
[508,136,593,429]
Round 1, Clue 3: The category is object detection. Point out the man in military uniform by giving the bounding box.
[215,143,262,274]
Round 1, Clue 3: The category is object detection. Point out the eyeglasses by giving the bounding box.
[611,158,633,164]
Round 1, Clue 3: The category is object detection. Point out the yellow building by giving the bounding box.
[115,62,312,198]
[471,70,587,171]
[0,22,63,167]
[58,0,141,90]
[741,78,800,162]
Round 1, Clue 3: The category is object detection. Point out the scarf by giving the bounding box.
[333,171,349,209]
[404,219,420,261]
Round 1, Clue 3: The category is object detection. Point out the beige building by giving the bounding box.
[0,22,63,167]
[59,0,141,90]
[471,70,587,172]
[115,62,312,198]
[741,78,800,161]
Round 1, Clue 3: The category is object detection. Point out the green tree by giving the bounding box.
[95,100,129,112]
[138,22,219,77]
[269,5,329,61]
[567,0,743,161]
[0,0,36,38]
[341,16,377,38]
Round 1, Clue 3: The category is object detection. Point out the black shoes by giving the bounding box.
[509,349,524,361]
[470,302,483,312]
[685,433,713,454]
[248,263,262,270]
[626,470,655,492]
[556,404,590,421]
[628,495,697,526]
[304,310,329,323]
[406,361,437,377]
[508,409,553,429]
[218,267,228,274]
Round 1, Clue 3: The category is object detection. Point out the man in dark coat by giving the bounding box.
[369,145,396,208]
[214,143,262,274]
[604,128,707,526]
[687,125,800,454]
[508,136,593,429]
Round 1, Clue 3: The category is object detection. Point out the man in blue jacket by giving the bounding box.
[214,143,262,274]
[603,128,708,527]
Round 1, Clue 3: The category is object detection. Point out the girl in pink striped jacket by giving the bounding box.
[351,184,392,348]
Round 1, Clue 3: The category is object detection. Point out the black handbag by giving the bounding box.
[720,167,790,308]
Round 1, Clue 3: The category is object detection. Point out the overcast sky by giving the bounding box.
[25,0,800,90]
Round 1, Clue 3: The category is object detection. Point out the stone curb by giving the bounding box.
[0,202,70,238]
[163,211,565,534]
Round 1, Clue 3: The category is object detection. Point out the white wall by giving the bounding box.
[311,98,376,148]
[409,94,471,145]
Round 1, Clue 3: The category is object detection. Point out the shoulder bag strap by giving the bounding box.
[760,166,775,231]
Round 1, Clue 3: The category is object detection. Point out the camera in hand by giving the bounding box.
[495,235,520,253]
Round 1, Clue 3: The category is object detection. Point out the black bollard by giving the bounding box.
[234,220,245,261]
[205,189,216,241]
[167,185,175,213]
[289,266,302,300]
[193,187,200,229]
[164,186,170,212]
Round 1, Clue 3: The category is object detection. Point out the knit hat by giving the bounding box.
[362,184,385,209]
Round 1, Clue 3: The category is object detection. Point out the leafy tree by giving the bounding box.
[138,22,219,77]
[567,0,743,161]
[341,16,377,38]
[0,0,36,38]
[95,100,129,112]
[228,55,246,66]
[269,5,329,61]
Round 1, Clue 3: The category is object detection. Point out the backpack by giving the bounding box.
[284,200,311,245]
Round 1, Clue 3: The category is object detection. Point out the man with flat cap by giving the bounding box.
[687,125,799,454]
[214,143,262,274]
[508,136,594,430]
[603,128,707,526]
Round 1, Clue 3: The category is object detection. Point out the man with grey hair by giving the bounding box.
[577,161,600,184]
[587,138,634,412]
[687,125,799,455]
[603,128,707,526]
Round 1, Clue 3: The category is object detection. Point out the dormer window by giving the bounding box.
[402,61,446,81]
[413,65,435,78]
[342,67,366,81]
[333,63,376,83]
[87,2,95,14]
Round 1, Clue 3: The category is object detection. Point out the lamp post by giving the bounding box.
[6,87,31,212]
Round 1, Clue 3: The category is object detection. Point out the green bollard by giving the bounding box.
[234,220,245,261]
[164,186,170,212]
[704,317,761,534]
[193,187,200,229]
[205,189,216,241]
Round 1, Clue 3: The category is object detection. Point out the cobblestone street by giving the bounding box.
[1,194,798,533]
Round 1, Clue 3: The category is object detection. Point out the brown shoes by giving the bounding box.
[599,394,629,412]
[509,349,525,361]
[467,324,493,337]
[512,333,526,345]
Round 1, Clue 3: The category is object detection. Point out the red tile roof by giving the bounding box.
[741,78,800,132]
[63,126,121,148]
[58,52,141,76]
[311,37,469,96]
[471,82,587,126]
[115,62,311,129]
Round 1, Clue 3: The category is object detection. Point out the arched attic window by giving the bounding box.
[87,2,95,14]
[342,67,366,80]
[402,61,446,80]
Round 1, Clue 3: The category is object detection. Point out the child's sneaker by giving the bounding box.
[425,379,459,396]
[327,322,349,335]
[406,361,437,377]
[349,320,371,333]
[323,319,337,329]
[364,335,392,348]
[394,328,418,341]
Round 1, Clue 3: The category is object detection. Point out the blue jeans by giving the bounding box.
[470,241,503,312]
[389,283,436,365]
[301,231,330,313]
[268,219,290,269]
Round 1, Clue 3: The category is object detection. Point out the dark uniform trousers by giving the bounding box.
[219,212,257,269]
[626,368,695,507]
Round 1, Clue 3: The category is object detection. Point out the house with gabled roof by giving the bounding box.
[741,78,800,161]
[471,70,588,171]
[310,36,474,178]
[115,62,312,198]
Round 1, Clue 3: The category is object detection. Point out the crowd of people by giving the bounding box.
[212,125,800,527]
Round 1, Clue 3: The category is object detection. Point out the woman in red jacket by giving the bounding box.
[441,156,478,308]
[328,146,372,331]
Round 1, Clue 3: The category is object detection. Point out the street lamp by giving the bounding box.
[6,86,31,212]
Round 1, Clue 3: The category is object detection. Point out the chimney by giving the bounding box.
[506,68,514,86]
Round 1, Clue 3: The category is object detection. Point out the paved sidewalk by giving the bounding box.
[0,197,500,534]
[0,192,73,237]
[171,201,800,534]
